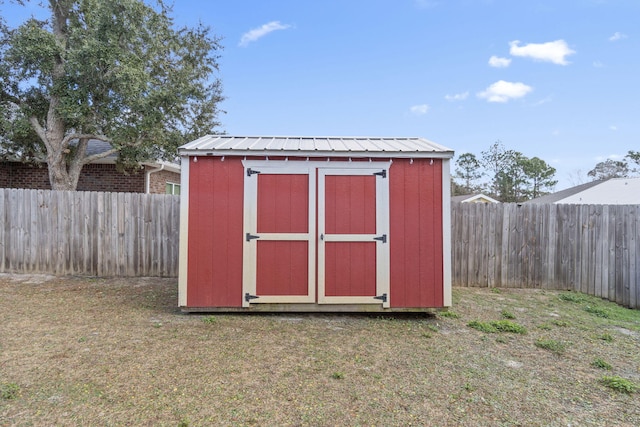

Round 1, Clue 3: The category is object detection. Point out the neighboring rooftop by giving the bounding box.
[179,135,454,158]
[525,177,640,205]
[451,194,499,204]
[76,139,180,172]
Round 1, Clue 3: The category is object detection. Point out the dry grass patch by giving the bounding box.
[1,275,640,426]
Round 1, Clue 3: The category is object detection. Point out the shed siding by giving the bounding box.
[184,155,446,310]
[389,158,444,307]
[187,157,243,307]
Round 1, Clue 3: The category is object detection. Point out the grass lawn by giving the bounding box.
[1,274,639,426]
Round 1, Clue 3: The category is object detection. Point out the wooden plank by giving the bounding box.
[123,192,133,276]
[493,203,503,287]
[594,205,605,298]
[600,205,609,300]
[631,206,639,309]
[116,192,125,276]
[500,203,511,287]
[467,203,478,285]
[543,204,554,289]
[511,204,523,288]
[607,204,617,302]
[0,190,5,272]
[628,206,638,309]
[460,203,470,286]
[614,205,624,305]
[579,205,588,294]
[621,206,631,307]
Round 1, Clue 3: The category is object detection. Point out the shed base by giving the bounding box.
[181,303,448,314]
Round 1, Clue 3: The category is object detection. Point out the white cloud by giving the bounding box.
[609,32,627,41]
[509,40,575,65]
[610,125,618,131]
[593,61,604,68]
[239,21,291,47]
[488,55,511,68]
[445,92,469,101]
[409,104,430,115]
[477,80,533,103]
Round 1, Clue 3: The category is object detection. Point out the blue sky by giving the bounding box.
[4,0,639,189]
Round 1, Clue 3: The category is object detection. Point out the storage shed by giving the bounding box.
[178,135,454,312]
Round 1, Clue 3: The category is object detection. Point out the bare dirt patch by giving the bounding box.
[1,276,639,426]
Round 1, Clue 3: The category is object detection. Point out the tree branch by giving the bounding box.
[0,90,22,106]
[81,147,119,165]
[60,133,112,147]
[28,116,52,152]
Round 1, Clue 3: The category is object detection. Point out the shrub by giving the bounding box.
[439,311,460,319]
[591,358,612,370]
[558,293,584,303]
[584,306,610,318]
[501,310,516,319]
[492,320,527,334]
[467,321,498,333]
[535,338,566,354]
[467,320,526,334]
[600,376,637,394]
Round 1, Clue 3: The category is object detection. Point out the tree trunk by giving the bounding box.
[45,0,79,191]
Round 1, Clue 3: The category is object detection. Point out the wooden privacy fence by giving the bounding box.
[1,189,638,308]
[0,188,179,277]
[452,202,639,308]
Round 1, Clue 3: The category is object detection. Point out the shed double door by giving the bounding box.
[242,161,390,308]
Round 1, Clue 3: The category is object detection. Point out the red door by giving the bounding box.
[242,162,316,307]
[318,167,390,307]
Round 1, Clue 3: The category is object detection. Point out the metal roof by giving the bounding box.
[179,135,454,158]
[525,177,640,205]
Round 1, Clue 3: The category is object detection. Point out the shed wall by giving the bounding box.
[186,157,244,307]
[184,156,445,309]
[389,158,444,307]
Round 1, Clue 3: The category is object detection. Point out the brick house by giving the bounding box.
[0,140,181,194]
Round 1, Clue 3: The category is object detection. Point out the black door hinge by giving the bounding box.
[373,234,387,243]
[245,293,259,302]
[247,168,261,177]
[373,170,386,178]
[246,233,260,241]
[374,293,387,302]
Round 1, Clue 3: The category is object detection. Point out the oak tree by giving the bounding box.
[0,0,223,190]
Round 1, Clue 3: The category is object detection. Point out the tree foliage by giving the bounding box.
[0,0,224,190]
[521,156,557,200]
[452,141,557,202]
[454,152,483,195]
[626,150,640,173]
[587,159,630,181]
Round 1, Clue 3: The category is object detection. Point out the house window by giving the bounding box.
[166,182,180,195]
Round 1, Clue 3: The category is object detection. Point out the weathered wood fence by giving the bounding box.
[0,189,179,277]
[1,190,638,308]
[452,202,639,308]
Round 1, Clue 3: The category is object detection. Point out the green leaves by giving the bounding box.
[453,141,558,202]
[1,0,224,189]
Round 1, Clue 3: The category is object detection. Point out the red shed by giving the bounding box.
[178,136,454,312]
